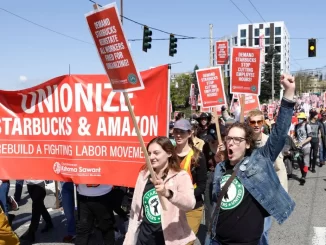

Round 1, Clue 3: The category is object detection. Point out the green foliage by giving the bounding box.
[170,73,193,108]
[260,46,281,102]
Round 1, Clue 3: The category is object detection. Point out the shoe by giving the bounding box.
[41,223,54,233]
[8,214,15,226]
[63,235,76,243]
[8,196,19,211]
[20,230,35,243]
[300,177,306,185]
[312,169,316,173]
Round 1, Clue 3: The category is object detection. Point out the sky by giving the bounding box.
[0,0,326,90]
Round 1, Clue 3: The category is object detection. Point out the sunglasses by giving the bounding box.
[173,129,188,135]
[249,120,264,126]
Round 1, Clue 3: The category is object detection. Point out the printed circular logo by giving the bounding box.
[53,162,61,174]
[220,174,244,210]
[251,86,257,92]
[218,98,224,103]
[143,188,161,224]
[127,74,138,84]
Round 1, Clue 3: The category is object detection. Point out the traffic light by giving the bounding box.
[169,34,177,57]
[308,38,316,57]
[142,26,152,52]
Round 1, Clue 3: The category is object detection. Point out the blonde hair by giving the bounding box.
[247,109,264,121]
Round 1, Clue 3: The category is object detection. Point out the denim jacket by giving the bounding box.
[205,98,296,244]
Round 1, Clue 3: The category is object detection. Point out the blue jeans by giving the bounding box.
[14,180,24,203]
[0,181,10,216]
[259,216,272,245]
[320,142,326,163]
[61,182,76,236]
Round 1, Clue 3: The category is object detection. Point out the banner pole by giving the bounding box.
[240,94,245,123]
[93,3,167,210]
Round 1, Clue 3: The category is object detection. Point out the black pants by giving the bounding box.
[310,141,319,170]
[27,183,52,233]
[76,192,115,245]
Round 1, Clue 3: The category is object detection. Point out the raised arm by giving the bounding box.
[259,74,296,162]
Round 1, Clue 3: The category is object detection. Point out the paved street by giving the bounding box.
[9,163,326,244]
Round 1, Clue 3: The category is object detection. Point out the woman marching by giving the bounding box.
[173,119,207,240]
[124,136,197,245]
[205,74,296,245]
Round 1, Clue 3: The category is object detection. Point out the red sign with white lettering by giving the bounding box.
[230,47,261,95]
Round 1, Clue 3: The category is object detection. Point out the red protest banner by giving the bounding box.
[86,3,144,92]
[230,47,261,95]
[0,65,169,187]
[230,94,260,115]
[216,41,229,65]
[196,67,227,108]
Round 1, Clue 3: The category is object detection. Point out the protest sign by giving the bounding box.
[86,3,144,92]
[230,47,261,95]
[196,67,226,108]
[0,65,169,187]
[230,94,260,116]
[216,41,228,65]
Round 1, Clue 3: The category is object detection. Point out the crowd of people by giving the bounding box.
[0,74,321,244]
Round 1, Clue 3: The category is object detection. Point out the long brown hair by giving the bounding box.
[142,136,181,175]
[188,137,201,167]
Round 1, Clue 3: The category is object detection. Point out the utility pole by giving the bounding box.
[272,57,274,102]
[120,0,123,24]
[209,24,213,67]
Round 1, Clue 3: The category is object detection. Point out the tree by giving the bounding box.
[294,72,312,95]
[170,73,192,109]
[260,46,281,102]
[191,65,200,96]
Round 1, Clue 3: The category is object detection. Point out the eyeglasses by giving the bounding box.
[225,136,246,145]
[249,120,264,126]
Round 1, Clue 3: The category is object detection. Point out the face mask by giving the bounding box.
[298,119,304,124]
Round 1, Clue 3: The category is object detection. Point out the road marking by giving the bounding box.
[312,227,326,245]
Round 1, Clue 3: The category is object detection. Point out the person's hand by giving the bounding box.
[280,74,295,101]
[150,177,169,198]
[214,143,227,162]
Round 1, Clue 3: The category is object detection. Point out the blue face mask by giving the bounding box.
[298,119,304,124]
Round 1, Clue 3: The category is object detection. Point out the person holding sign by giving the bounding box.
[123,136,196,245]
[205,74,296,245]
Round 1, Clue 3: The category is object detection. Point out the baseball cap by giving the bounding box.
[204,123,227,142]
[169,121,175,129]
[173,118,192,131]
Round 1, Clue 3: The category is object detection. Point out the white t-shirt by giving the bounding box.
[77,184,112,197]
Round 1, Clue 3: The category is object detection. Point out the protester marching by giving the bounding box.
[1,1,326,245]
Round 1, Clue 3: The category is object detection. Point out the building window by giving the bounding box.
[265,27,270,36]
[265,46,270,53]
[255,28,259,36]
[275,27,281,35]
[233,36,238,45]
[265,38,270,45]
[240,39,246,46]
[275,37,281,44]
[240,29,246,38]
[275,45,281,53]
[275,54,281,61]
[254,38,259,45]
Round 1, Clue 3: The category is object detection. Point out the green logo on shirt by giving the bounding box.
[143,188,161,223]
[220,174,245,210]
